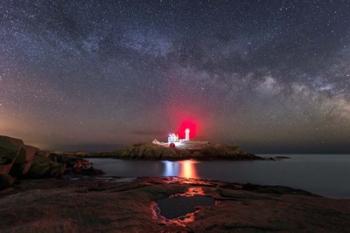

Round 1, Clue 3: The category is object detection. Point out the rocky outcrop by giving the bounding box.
[0,135,102,190]
[0,136,65,190]
[89,143,263,160]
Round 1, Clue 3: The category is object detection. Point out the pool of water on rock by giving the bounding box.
[157,195,214,219]
[153,187,215,225]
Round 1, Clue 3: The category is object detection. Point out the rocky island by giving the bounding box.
[81,128,271,160]
[87,142,264,160]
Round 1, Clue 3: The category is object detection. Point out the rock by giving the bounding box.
[0,135,66,179]
[0,136,25,176]
[9,147,26,177]
[0,136,24,148]
[0,174,15,190]
[22,145,39,175]
[0,135,102,191]
[0,136,24,164]
[0,164,12,175]
[27,154,65,178]
[36,150,50,158]
[48,153,103,176]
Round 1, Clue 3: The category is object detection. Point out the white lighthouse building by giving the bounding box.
[167,128,190,144]
[153,127,208,149]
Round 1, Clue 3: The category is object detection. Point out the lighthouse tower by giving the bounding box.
[185,128,190,141]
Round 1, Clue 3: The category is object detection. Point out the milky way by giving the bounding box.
[1,0,350,153]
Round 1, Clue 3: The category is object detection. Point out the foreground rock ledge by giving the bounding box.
[0,177,349,233]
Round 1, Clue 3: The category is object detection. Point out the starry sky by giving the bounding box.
[1,0,350,153]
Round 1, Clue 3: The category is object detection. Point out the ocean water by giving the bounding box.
[89,154,350,198]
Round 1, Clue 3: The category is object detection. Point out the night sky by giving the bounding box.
[1,0,350,153]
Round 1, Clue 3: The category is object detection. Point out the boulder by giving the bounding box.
[0,136,24,164]
[0,164,13,175]
[27,154,65,178]
[0,136,25,176]
[22,145,39,175]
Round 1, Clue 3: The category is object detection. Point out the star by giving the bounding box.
[0,0,349,153]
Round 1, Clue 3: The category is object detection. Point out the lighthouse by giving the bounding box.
[185,128,190,141]
[153,126,208,149]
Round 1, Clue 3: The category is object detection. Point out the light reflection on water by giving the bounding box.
[162,161,179,177]
[162,160,198,179]
[89,155,350,198]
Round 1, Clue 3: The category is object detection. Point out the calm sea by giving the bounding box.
[89,154,350,198]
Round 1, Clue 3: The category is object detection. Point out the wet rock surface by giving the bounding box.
[0,177,350,233]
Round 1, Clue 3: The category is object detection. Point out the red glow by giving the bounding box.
[177,120,197,139]
[166,105,207,140]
